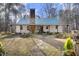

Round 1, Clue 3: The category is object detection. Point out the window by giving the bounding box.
[27,26,29,30]
[56,25,58,29]
[46,26,49,29]
[20,25,23,30]
[10,25,12,27]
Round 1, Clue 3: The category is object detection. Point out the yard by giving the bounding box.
[0,3,79,56]
[0,33,66,56]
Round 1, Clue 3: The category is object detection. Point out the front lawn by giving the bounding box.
[0,34,64,56]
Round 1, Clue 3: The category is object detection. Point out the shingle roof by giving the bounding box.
[35,18,59,25]
[16,17,60,25]
[16,18,30,25]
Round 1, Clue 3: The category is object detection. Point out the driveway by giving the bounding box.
[34,35,66,51]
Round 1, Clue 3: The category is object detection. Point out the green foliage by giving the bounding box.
[0,42,5,56]
[55,33,63,38]
[20,34,32,38]
[47,32,53,35]
[64,37,73,50]
[64,50,76,56]
[63,37,76,56]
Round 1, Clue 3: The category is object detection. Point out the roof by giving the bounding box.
[35,18,59,25]
[16,17,60,25]
[16,18,30,25]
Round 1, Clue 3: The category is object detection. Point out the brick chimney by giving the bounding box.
[30,9,35,33]
[30,9,35,25]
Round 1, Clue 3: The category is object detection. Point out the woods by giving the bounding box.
[0,3,79,56]
[0,3,79,33]
[59,3,79,32]
[0,3,26,32]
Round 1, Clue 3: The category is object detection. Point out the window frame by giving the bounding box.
[20,25,23,30]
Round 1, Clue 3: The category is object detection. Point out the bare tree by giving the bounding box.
[41,3,57,18]
[0,3,26,32]
[59,3,73,32]
[0,3,5,32]
[5,3,26,32]
[72,3,79,30]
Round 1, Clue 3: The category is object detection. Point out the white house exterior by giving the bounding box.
[15,17,63,34]
[14,9,63,34]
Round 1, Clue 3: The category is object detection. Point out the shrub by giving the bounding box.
[55,32,72,39]
[20,33,32,38]
[63,37,76,56]
[55,33,63,38]
[64,50,76,56]
[46,32,53,35]
[0,42,5,56]
[0,32,6,35]
[64,37,73,50]
[0,32,11,35]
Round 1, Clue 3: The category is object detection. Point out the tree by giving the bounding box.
[72,3,79,30]
[0,3,5,32]
[0,3,26,32]
[41,3,57,18]
[59,3,73,32]
[4,3,26,32]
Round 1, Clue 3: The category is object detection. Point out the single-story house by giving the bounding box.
[10,9,65,34]
[15,17,63,34]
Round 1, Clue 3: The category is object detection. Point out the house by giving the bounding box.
[14,9,63,34]
[15,17,63,34]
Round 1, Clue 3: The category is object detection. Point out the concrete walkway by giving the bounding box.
[34,35,66,51]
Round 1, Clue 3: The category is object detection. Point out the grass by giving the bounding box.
[0,38,35,56]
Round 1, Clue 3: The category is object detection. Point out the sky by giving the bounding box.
[24,3,63,17]
[26,3,43,16]
[25,3,63,10]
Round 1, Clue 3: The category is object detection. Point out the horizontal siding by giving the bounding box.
[16,26,20,33]
[16,26,30,33]
[43,26,63,32]
[16,25,63,33]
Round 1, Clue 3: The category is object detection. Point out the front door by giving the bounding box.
[39,26,43,33]
[30,25,35,33]
[27,25,35,33]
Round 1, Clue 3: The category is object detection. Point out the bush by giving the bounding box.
[0,32,11,35]
[63,37,76,56]
[46,32,53,35]
[0,32,6,35]
[0,42,5,56]
[64,37,73,50]
[55,33,63,38]
[20,33,32,38]
[54,32,72,39]
[64,50,76,56]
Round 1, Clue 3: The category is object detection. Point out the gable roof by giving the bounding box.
[16,18,30,25]
[35,18,59,25]
[16,17,60,25]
